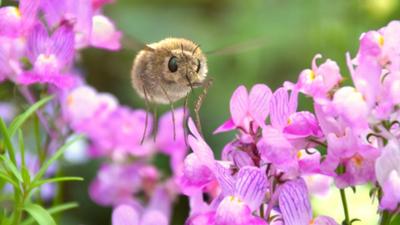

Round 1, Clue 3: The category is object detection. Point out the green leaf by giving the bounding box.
[23,203,56,225]
[21,166,31,186]
[21,202,78,225]
[0,118,16,165]
[9,95,53,137]
[32,176,83,188]
[18,129,26,167]
[33,135,83,182]
[391,214,400,225]
[0,171,19,189]
[0,155,22,182]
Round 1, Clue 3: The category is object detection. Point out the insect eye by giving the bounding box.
[168,56,178,72]
[196,59,201,73]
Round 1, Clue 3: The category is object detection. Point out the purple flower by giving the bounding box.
[279,178,338,225]
[0,0,39,37]
[186,166,268,225]
[214,84,272,135]
[257,87,322,173]
[375,141,400,211]
[89,162,159,207]
[90,15,122,50]
[180,118,217,195]
[321,128,379,188]
[286,54,342,101]
[112,186,172,225]
[18,22,76,88]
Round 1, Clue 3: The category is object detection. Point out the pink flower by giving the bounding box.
[375,141,400,211]
[287,54,342,101]
[214,84,272,135]
[279,178,339,225]
[90,15,122,50]
[112,187,171,225]
[18,22,76,88]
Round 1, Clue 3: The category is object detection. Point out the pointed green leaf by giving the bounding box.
[18,129,26,168]
[0,118,16,165]
[0,155,22,182]
[9,95,53,137]
[32,176,83,188]
[21,202,78,225]
[23,203,56,225]
[33,135,83,182]
[0,171,19,189]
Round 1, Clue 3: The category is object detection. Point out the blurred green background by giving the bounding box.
[62,0,400,224]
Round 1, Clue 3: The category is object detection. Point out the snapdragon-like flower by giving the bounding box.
[286,54,342,102]
[112,187,172,225]
[375,141,400,211]
[279,178,339,225]
[19,22,76,88]
[214,84,272,136]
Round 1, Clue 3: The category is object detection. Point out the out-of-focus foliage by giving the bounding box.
[61,0,400,224]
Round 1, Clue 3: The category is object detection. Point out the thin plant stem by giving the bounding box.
[378,210,392,225]
[340,188,350,225]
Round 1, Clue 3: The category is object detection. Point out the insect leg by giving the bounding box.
[152,103,158,142]
[183,93,190,146]
[194,78,213,135]
[159,84,177,140]
[141,85,151,144]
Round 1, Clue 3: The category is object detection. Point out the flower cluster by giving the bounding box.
[180,21,400,225]
[1,0,184,222]
[1,0,400,224]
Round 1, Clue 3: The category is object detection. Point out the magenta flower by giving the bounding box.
[214,84,272,135]
[321,128,379,188]
[90,15,122,50]
[112,187,172,225]
[186,166,268,225]
[279,178,339,225]
[0,0,39,37]
[18,22,76,88]
[286,54,342,101]
[257,87,322,172]
[375,141,400,211]
[89,162,159,207]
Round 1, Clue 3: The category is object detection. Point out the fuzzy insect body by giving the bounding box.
[131,38,208,104]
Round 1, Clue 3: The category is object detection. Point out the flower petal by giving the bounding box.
[270,87,291,129]
[234,166,267,211]
[112,205,140,225]
[279,178,312,225]
[249,84,272,126]
[230,85,248,126]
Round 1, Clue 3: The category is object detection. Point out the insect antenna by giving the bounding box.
[159,84,177,140]
[141,85,151,144]
[194,78,213,136]
[192,44,201,56]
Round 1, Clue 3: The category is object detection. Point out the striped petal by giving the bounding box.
[279,178,312,225]
[234,166,267,211]
[230,85,249,126]
[270,87,291,129]
[249,84,272,126]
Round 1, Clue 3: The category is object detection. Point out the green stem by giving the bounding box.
[260,203,264,219]
[379,210,392,225]
[340,188,350,225]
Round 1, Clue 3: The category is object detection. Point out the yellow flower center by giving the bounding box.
[351,154,364,167]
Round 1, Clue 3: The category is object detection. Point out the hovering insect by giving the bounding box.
[128,36,266,141]
[130,38,213,141]
[131,38,208,104]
